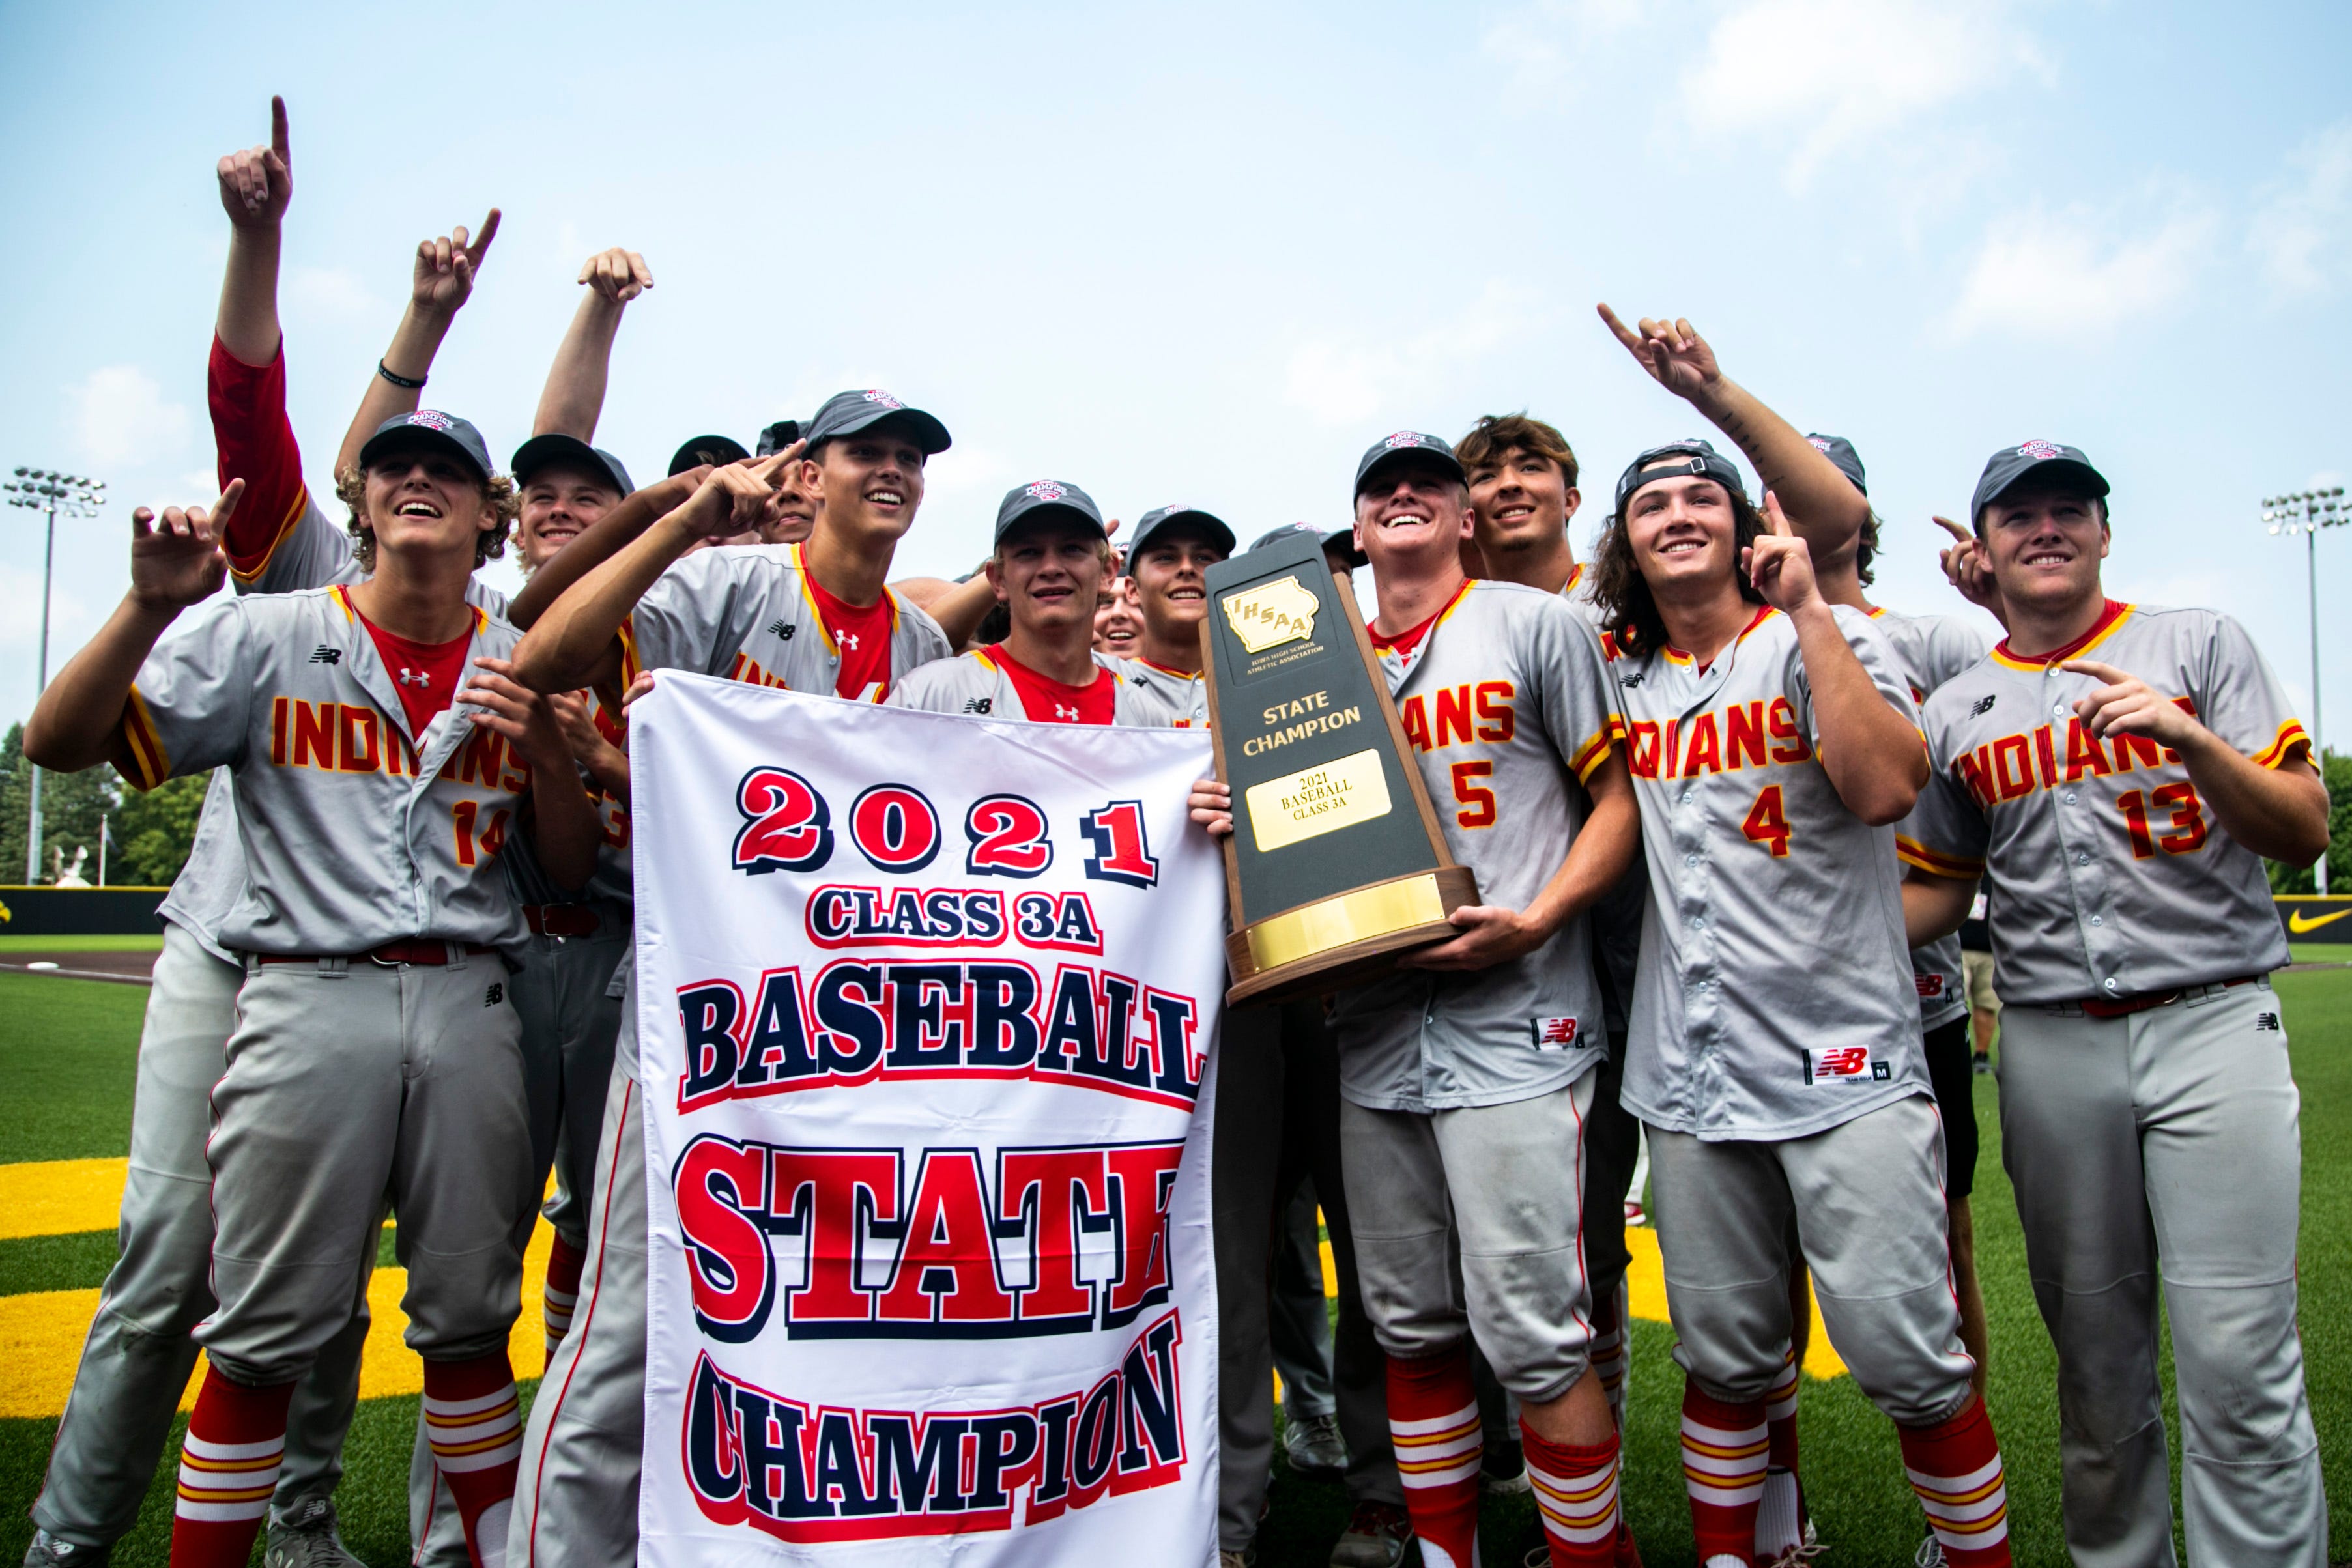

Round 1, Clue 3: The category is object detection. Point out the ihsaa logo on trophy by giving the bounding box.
[1220,575,1319,654]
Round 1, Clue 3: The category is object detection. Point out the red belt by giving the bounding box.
[2078,975,2258,1019]
[257,941,495,968]
[523,904,604,937]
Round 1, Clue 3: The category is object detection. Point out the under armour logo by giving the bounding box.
[1970,694,1998,717]
[309,646,341,664]
[399,668,430,687]
[1055,703,1080,720]
[837,632,860,651]
[767,620,797,642]
[485,982,504,1007]
[962,698,993,714]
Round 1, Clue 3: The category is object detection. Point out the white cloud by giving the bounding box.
[1944,203,2216,337]
[66,366,190,470]
[2248,120,2352,297]
[1479,0,1646,99]
[1680,0,2049,188]
[1284,282,1551,427]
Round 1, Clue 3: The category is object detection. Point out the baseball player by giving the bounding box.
[1094,573,1144,659]
[1193,429,1640,1568]
[25,399,599,1568]
[1902,441,2329,1566]
[1097,504,1235,726]
[889,480,1156,723]
[23,107,528,1568]
[503,388,954,1568]
[1589,418,2013,1567]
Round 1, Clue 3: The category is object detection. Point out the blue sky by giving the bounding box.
[3,0,2349,752]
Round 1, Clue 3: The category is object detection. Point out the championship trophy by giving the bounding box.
[1201,531,1476,1005]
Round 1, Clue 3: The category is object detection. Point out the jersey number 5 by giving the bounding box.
[1742,784,1793,857]
[2116,783,2208,859]
[1449,762,1496,829]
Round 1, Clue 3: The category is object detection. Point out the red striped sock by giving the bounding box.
[170,1369,295,1568]
[542,1231,586,1359]
[1386,1345,1482,1568]
[1681,1382,1767,1567]
[1523,1428,1622,1566]
[1899,1394,2011,1567]
[423,1353,525,1568]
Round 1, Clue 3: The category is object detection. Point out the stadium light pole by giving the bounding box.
[4,466,106,883]
[2265,485,2346,894]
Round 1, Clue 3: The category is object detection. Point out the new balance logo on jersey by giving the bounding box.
[309,646,341,665]
[1531,1016,1580,1050]
[399,668,431,688]
[767,620,797,642]
[485,982,504,1007]
[1970,694,1998,718]
[1620,672,1644,687]
[962,698,994,714]
[2258,1012,2282,1032]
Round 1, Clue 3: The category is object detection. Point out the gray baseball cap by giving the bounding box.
[1251,522,1364,569]
[1128,505,1235,559]
[359,410,495,482]
[755,420,802,457]
[667,434,749,477]
[512,433,634,497]
[1805,433,1866,496]
[994,479,1105,544]
[1354,430,1466,497]
[1970,440,2109,522]
[803,389,951,456]
[1613,438,1747,519]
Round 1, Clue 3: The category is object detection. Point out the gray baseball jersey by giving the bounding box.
[1610,603,1930,1141]
[1870,607,1993,1031]
[1905,601,2305,1005]
[1329,579,1617,1113]
[887,648,1160,724]
[1560,563,1646,1033]
[620,541,950,695]
[1105,656,1211,727]
[121,584,534,956]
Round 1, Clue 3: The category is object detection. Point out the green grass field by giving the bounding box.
[3,968,2348,1567]
[0,934,165,954]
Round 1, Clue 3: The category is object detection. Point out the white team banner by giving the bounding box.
[630,673,1226,1567]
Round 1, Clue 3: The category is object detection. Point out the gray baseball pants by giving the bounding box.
[2000,980,2325,1567]
[414,912,631,1565]
[200,954,535,1383]
[1341,1070,1598,1404]
[1646,1094,1975,1425]
[29,920,375,1548]
[504,1005,647,1568]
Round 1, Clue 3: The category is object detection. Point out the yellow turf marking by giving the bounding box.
[0,1158,129,1241]
[0,1216,556,1419]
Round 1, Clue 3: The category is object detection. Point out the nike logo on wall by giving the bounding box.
[2287,908,2352,934]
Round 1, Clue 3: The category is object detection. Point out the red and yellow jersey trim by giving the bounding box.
[1989,599,2132,672]
[117,686,170,793]
[1568,725,1613,783]
[1896,834,1983,879]
[787,541,903,657]
[1661,605,1777,669]
[1134,657,1200,685]
[1560,562,1584,598]
[616,617,644,686]
[2252,719,2314,771]
[329,584,358,622]
[225,485,313,584]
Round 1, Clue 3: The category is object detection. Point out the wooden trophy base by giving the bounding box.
[1224,866,1480,1006]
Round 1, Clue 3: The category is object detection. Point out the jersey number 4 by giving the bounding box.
[2116,782,2208,859]
[452,801,509,868]
[1741,784,1792,857]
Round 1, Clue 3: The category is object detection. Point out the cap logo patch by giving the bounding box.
[861,390,905,409]
[406,410,454,432]
[1807,436,1832,453]
[2017,440,2063,460]
[1383,431,1423,449]
[1025,481,1068,503]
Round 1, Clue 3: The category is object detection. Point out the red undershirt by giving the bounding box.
[354,608,474,737]
[1369,581,1470,663]
[803,569,896,700]
[988,644,1117,725]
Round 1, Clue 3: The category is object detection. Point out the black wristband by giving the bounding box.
[376,360,427,390]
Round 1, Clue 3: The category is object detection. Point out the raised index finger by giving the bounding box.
[752,442,807,481]
[1596,303,1642,350]
[2059,659,2130,684]
[468,208,502,264]
[1930,513,1972,544]
[270,95,289,164]
[1760,489,1794,536]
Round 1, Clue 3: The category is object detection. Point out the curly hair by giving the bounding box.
[335,464,519,573]
[1456,412,1580,491]
[1589,481,1768,658]
[1856,509,1879,588]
